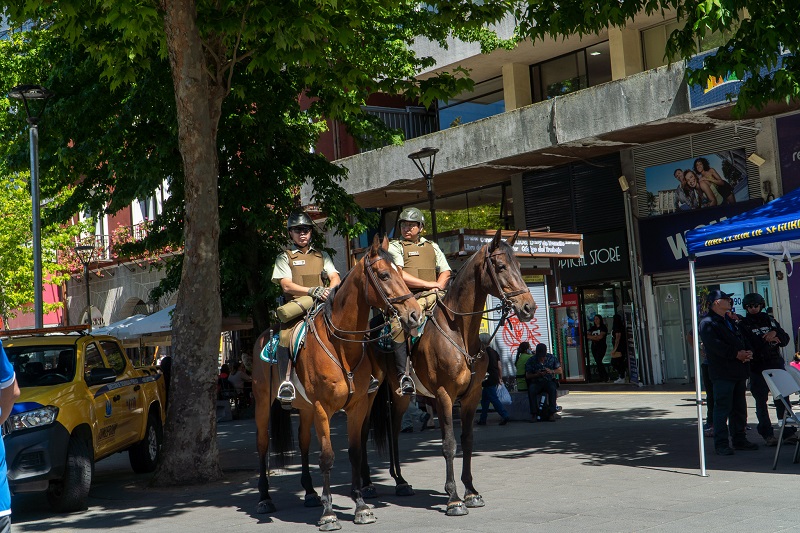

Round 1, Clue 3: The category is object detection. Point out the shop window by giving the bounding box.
[530,42,612,103]
[437,76,504,129]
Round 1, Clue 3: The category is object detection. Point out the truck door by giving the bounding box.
[83,342,119,458]
[99,340,144,447]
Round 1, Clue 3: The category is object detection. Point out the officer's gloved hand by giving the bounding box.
[308,286,325,299]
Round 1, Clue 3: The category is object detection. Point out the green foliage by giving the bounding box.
[421,203,505,234]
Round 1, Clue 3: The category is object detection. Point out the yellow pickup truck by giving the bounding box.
[1,330,166,512]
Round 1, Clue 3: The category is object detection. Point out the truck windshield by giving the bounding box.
[4,346,76,387]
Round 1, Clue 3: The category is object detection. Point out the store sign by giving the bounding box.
[440,232,582,258]
[638,199,762,274]
[777,113,800,193]
[687,48,790,111]
[558,230,630,284]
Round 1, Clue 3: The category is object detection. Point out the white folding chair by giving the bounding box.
[761,369,800,470]
[785,365,800,392]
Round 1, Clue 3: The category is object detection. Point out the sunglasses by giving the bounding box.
[291,227,312,234]
[744,304,762,309]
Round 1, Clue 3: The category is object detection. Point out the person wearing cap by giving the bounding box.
[525,343,561,422]
[271,211,341,405]
[476,333,510,426]
[698,290,758,455]
[386,207,452,395]
[738,292,794,447]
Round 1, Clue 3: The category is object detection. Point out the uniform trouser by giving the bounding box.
[369,313,409,377]
[277,345,291,382]
[712,377,748,450]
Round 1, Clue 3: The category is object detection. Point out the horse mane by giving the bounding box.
[444,238,514,304]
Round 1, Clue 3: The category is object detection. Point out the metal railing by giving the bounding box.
[362,106,438,148]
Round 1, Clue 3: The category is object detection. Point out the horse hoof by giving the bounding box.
[305,494,322,507]
[362,485,378,499]
[395,483,415,497]
[256,499,277,514]
[465,494,485,508]
[445,501,469,516]
[318,516,342,531]
[354,508,377,525]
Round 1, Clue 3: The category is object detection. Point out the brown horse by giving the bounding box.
[364,230,535,515]
[252,235,421,531]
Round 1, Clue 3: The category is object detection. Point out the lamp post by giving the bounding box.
[9,84,53,329]
[74,245,95,331]
[408,147,440,242]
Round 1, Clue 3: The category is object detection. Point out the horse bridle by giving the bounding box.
[310,253,415,409]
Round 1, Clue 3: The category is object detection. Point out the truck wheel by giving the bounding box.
[46,437,92,512]
[129,412,162,473]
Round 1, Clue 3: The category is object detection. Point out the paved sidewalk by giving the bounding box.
[11,391,800,532]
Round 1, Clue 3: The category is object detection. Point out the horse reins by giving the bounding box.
[309,252,415,409]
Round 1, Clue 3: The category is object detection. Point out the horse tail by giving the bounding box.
[269,399,293,467]
[370,379,392,457]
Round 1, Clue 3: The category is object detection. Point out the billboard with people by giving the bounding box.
[644,149,749,217]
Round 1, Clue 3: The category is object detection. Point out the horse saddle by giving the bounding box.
[259,333,280,363]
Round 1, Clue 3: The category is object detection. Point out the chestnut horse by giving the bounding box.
[252,235,421,531]
[364,230,535,515]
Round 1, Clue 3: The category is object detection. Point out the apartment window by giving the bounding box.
[530,42,612,102]
[437,76,504,129]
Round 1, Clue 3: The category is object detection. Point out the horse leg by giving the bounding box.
[299,409,322,507]
[312,404,340,532]
[459,392,485,508]
[436,390,467,516]
[360,400,378,499]
[255,366,276,514]
[390,393,414,496]
[348,401,377,525]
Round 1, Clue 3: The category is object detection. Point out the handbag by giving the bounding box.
[496,384,512,406]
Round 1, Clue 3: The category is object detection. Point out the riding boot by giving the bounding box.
[393,340,415,395]
[276,345,296,408]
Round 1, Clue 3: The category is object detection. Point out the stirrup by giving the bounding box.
[368,375,380,394]
[398,375,415,396]
[278,381,296,405]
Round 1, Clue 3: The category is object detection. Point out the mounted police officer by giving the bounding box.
[387,207,451,395]
[738,292,795,446]
[271,211,340,405]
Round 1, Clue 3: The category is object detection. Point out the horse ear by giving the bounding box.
[381,235,389,251]
[370,233,381,256]
[506,230,519,247]
[489,229,502,253]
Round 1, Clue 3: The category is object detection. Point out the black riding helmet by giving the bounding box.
[742,292,766,309]
[287,211,314,231]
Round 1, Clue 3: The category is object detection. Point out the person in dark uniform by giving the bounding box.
[271,211,340,405]
[699,290,758,455]
[738,292,795,446]
[386,207,451,395]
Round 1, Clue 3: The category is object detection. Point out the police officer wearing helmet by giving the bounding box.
[271,211,341,404]
[387,207,451,394]
[739,292,794,446]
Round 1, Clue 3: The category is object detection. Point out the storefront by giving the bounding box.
[555,230,634,383]
[776,111,800,340]
[632,124,782,384]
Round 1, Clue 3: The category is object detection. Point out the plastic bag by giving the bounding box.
[496,384,512,406]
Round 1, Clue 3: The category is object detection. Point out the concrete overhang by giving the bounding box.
[303,63,783,210]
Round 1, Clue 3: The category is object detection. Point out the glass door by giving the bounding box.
[551,293,585,381]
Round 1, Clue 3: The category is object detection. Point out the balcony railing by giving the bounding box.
[361,106,438,150]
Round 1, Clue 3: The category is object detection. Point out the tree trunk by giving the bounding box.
[153,0,223,486]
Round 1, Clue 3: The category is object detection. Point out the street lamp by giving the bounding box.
[74,245,95,331]
[408,147,440,242]
[9,84,53,329]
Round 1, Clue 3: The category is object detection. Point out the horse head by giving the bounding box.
[484,229,536,322]
[364,234,422,337]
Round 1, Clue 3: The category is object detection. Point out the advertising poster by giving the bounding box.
[644,149,749,217]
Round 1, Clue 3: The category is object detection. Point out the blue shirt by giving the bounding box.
[0,341,14,515]
[525,353,561,382]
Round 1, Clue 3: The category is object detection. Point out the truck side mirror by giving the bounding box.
[86,367,117,386]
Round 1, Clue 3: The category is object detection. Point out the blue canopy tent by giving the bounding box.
[684,190,800,475]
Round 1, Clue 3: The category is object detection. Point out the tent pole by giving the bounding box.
[689,257,707,477]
